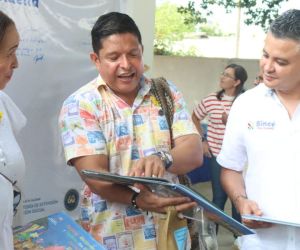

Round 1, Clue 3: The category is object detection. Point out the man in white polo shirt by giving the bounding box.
[217,9,300,250]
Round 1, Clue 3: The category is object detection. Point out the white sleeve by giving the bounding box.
[217,95,247,171]
[0,91,27,135]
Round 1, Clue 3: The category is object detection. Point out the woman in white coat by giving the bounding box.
[0,10,26,250]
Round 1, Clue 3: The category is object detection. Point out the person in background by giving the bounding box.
[254,71,263,86]
[0,10,26,250]
[218,9,300,250]
[192,64,248,229]
[59,12,202,249]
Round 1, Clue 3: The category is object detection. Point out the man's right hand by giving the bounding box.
[236,197,272,229]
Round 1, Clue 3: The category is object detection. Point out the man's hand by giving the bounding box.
[135,184,197,214]
[236,197,272,229]
[128,155,166,178]
[203,141,212,158]
[221,112,228,125]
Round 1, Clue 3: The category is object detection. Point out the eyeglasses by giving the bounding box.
[220,72,236,80]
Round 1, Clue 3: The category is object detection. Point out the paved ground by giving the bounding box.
[192,182,237,250]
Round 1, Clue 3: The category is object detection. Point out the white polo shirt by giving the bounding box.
[217,83,300,250]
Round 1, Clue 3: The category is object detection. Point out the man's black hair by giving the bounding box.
[91,12,142,53]
[270,9,300,42]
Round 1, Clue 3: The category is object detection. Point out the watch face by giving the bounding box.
[162,151,173,169]
[153,151,173,169]
[165,152,172,161]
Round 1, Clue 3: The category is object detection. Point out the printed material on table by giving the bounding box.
[242,214,300,228]
[13,211,106,249]
[81,170,255,236]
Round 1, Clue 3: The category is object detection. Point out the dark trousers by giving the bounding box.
[209,155,241,233]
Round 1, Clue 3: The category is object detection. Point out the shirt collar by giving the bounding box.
[95,74,152,95]
[261,83,284,108]
[261,83,275,97]
[95,74,108,90]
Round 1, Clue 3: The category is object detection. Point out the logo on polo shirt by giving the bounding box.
[248,122,254,130]
[248,120,276,130]
[256,120,276,130]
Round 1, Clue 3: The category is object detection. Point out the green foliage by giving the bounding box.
[153,39,197,56]
[177,1,206,25]
[155,2,195,41]
[200,23,225,36]
[180,0,289,30]
[173,46,198,57]
[155,2,198,56]
[154,40,173,56]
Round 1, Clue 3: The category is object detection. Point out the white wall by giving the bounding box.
[121,0,156,71]
[152,55,260,112]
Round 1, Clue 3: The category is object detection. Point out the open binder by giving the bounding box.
[82,170,254,236]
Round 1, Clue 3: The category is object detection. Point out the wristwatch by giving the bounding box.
[153,151,173,170]
[131,191,140,210]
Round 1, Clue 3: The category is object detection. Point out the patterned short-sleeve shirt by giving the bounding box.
[59,75,198,250]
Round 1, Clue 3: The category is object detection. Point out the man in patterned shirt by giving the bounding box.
[59,12,202,249]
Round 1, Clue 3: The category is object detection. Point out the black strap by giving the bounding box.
[0,172,16,185]
[131,191,140,209]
